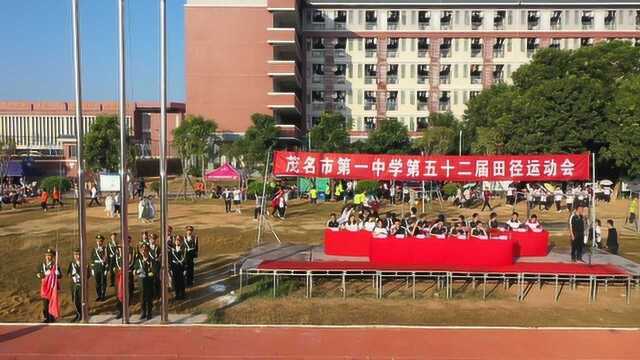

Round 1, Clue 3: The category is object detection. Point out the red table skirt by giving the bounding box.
[506,229,550,257]
[369,236,514,266]
[324,229,371,257]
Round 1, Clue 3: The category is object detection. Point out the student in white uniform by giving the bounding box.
[506,212,522,229]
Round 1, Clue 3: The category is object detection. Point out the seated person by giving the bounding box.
[525,214,542,231]
[469,213,480,229]
[506,212,522,230]
[449,222,467,238]
[488,212,499,229]
[341,215,360,232]
[326,213,339,229]
[429,221,448,236]
[471,221,488,239]
[362,216,377,232]
[390,219,406,236]
[373,220,389,238]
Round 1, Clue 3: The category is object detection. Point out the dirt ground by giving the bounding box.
[1,186,639,326]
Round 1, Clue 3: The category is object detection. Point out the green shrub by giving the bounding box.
[356,180,379,195]
[39,176,73,193]
[246,181,274,198]
[149,181,160,194]
[442,183,459,198]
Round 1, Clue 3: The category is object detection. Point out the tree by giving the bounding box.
[366,118,412,154]
[229,113,279,174]
[463,40,640,179]
[417,126,455,155]
[0,138,16,189]
[309,111,350,152]
[173,115,218,197]
[84,116,120,172]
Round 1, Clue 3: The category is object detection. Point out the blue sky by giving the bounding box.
[0,0,185,102]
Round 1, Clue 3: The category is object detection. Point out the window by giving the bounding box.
[417,64,429,84]
[551,10,562,30]
[334,10,347,24]
[335,38,347,50]
[527,10,540,30]
[441,10,453,29]
[417,117,428,130]
[312,10,324,23]
[387,65,399,84]
[312,38,325,49]
[335,64,346,76]
[582,10,594,29]
[470,38,482,57]
[418,10,431,28]
[387,10,400,29]
[440,38,452,58]
[364,117,376,130]
[494,10,506,29]
[418,38,430,57]
[471,10,483,29]
[470,65,482,84]
[365,10,377,29]
[387,91,398,110]
[493,38,505,58]
[311,91,324,103]
[312,63,324,75]
[440,65,451,84]
[605,10,616,29]
[550,38,561,49]
[493,64,504,83]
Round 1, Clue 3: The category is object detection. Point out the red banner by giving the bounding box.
[273,151,590,182]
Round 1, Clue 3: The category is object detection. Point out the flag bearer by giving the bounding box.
[134,244,158,320]
[184,226,198,287]
[36,248,61,323]
[91,234,109,301]
[66,248,82,322]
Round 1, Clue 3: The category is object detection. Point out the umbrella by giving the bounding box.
[600,179,613,186]
[463,183,476,189]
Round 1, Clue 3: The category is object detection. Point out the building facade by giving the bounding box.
[187,0,640,141]
[0,101,185,157]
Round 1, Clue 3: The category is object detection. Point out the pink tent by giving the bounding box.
[205,163,241,181]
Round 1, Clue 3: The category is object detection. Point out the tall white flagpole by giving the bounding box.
[159,0,169,323]
[117,0,130,324]
[71,0,89,323]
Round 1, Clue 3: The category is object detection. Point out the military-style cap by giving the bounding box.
[73,248,80,253]
[96,234,105,240]
[110,232,118,237]
[186,225,194,231]
[45,248,56,256]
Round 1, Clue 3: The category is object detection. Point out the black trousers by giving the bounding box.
[88,197,101,207]
[71,284,81,318]
[185,254,195,287]
[571,236,584,260]
[254,207,261,219]
[481,199,492,211]
[555,201,562,211]
[95,270,107,299]
[171,265,186,299]
[224,200,232,212]
[52,199,63,207]
[42,299,53,322]
[139,279,154,317]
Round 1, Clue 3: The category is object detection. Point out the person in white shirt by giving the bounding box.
[603,187,612,202]
[373,220,389,238]
[506,185,516,205]
[525,214,542,231]
[342,215,360,232]
[89,184,100,207]
[553,187,564,212]
[363,217,377,232]
[506,212,522,229]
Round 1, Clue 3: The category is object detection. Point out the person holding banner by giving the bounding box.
[66,248,82,322]
[36,248,61,323]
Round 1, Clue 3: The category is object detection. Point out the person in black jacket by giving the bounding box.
[569,206,585,262]
[606,219,619,255]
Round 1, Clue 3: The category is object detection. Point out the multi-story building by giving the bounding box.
[186,0,640,142]
[0,101,185,157]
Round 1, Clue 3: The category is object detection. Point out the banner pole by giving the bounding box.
[592,152,596,250]
[117,0,130,324]
[159,0,169,324]
[71,0,89,323]
[257,149,271,245]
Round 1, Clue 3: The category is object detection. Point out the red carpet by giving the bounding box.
[258,260,629,276]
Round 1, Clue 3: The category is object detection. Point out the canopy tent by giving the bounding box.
[5,161,23,177]
[205,163,242,182]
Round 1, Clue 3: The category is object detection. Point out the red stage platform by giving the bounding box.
[324,229,549,266]
[258,260,629,276]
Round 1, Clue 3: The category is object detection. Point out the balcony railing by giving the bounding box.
[387,75,398,84]
[334,49,346,58]
[440,75,450,84]
[386,101,398,111]
[470,75,482,84]
[365,76,377,84]
[335,75,346,84]
[417,102,429,111]
[439,101,451,111]
[417,75,429,84]
[440,48,451,58]
[364,102,377,111]
[493,47,505,58]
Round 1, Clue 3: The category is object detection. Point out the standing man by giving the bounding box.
[107,232,118,288]
[170,236,187,300]
[36,248,61,323]
[89,183,100,207]
[91,234,109,301]
[148,233,161,298]
[134,244,158,321]
[51,186,63,208]
[481,189,493,211]
[40,188,49,212]
[184,226,198,287]
[222,188,232,213]
[113,244,134,319]
[66,248,82,322]
[569,205,585,263]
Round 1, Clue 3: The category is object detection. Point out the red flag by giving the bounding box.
[116,270,124,303]
[39,253,61,319]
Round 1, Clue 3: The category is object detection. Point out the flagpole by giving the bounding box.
[159,0,169,323]
[71,0,89,323]
[117,0,130,324]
